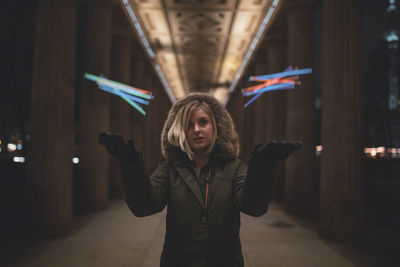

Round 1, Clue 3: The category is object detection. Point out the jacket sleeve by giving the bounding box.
[233,159,277,217]
[119,159,169,217]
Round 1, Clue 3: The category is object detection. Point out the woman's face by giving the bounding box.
[186,107,214,155]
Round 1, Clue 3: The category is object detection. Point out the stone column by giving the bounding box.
[28,0,76,235]
[158,84,173,145]
[319,0,364,240]
[76,0,113,211]
[152,78,164,169]
[109,24,132,198]
[131,42,146,166]
[242,66,257,161]
[226,89,242,155]
[252,43,269,145]
[239,76,248,161]
[143,63,159,173]
[265,15,288,201]
[284,0,317,216]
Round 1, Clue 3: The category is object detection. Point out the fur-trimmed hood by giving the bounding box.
[161,92,239,162]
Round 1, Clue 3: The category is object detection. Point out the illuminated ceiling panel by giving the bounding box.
[121,0,281,103]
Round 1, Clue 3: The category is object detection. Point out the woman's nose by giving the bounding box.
[193,123,200,132]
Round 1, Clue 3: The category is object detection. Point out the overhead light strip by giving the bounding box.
[122,0,154,58]
[122,0,176,103]
[227,0,280,95]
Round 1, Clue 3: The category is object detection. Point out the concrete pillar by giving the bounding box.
[130,42,146,165]
[284,0,317,216]
[252,44,269,145]
[151,78,164,168]
[76,0,113,211]
[234,87,246,161]
[226,89,242,157]
[143,64,159,173]
[265,16,288,201]
[242,66,258,161]
[109,23,132,198]
[28,0,76,235]
[158,85,172,145]
[319,0,364,240]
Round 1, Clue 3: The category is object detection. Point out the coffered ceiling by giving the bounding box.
[121,0,281,103]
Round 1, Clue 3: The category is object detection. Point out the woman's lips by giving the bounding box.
[193,137,204,142]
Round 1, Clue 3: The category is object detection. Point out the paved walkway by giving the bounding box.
[2,200,398,266]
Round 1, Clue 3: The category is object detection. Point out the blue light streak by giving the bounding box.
[98,85,150,105]
[250,68,312,81]
[242,66,312,108]
[243,83,295,97]
[85,73,152,115]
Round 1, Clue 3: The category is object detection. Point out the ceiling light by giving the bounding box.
[122,0,176,104]
[226,0,281,103]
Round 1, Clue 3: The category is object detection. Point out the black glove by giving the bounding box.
[98,132,142,162]
[251,140,302,162]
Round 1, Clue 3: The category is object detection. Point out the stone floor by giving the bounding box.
[1,200,399,267]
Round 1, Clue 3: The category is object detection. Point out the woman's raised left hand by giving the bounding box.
[98,132,142,162]
[251,141,302,162]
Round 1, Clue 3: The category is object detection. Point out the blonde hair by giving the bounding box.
[167,101,217,160]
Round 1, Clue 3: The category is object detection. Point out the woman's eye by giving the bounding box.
[199,119,208,126]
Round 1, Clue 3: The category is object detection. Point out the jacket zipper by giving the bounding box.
[205,167,212,210]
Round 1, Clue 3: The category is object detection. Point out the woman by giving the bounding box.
[99,92,301,267]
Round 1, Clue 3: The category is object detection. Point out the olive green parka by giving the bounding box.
[119,93,276,267]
